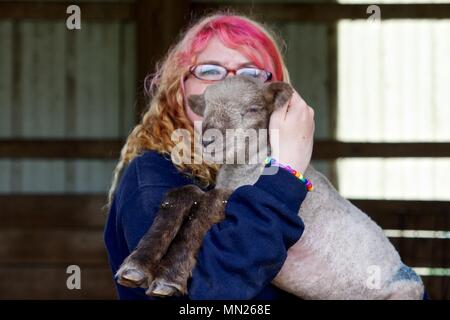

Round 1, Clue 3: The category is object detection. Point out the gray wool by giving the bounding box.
[193,76,424,300]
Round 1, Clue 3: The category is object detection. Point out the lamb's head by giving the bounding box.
[188,75,293,164]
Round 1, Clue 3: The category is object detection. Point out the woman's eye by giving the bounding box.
[202,69,220,75]
[239,68,260,78]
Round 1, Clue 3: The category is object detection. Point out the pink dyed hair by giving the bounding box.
[179,15,284,81]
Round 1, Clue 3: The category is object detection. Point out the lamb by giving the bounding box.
[115,75,424,299]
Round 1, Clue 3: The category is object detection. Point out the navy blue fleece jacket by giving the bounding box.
[104,150,309,300]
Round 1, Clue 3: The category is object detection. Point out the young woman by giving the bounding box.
[104,12,315,300]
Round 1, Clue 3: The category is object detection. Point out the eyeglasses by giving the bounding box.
[188,64,272,83]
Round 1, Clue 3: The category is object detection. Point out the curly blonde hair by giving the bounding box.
[106,11,291,209]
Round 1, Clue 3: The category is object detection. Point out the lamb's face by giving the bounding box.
[188,75,293,164]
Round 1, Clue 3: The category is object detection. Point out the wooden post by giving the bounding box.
[327,21,339,187]
[135,0,190,123]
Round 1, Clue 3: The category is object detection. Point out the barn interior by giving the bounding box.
[0,0,449,299]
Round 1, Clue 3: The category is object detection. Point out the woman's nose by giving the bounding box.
[225,70,237,79]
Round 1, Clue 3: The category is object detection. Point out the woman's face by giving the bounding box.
[183,36,258,123]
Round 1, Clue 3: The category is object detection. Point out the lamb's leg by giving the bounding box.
[147,188,232,297]
[116,184,204,288]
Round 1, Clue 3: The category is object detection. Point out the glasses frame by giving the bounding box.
[188,63,273,83]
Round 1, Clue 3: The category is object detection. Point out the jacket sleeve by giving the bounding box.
[119,165,308,300]
[188,166,307,299]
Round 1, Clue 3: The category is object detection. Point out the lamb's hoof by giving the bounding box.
[115,265,148,288]
[146,279,182,297]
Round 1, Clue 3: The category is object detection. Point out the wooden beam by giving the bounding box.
[421,276,450,300]
[326,20,339,187]
[0,264,446,299]
[1,2,449,22]
[312,141,450,159]
[0,216,450,268]
[0,226,448,268]
[0,194,107,229]
[0,265,115,299]
[191,3,450,22]
[390,238,450,269]
[0,229,108,265]
[0,228,448,268]
[0,1,134,21]
[1,139,449,159]
[0,139,123,159]
[1,195,448,231]
[1,194,449,230]
[352,199,450,230]
[135,0,190,122]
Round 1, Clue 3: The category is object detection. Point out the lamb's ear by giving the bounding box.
[187,94,206,116]
[263,82,293,112]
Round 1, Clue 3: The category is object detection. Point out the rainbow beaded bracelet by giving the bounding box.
[264,156,314,191]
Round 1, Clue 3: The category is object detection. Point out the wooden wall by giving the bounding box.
[0,14,136,298]
[0,20,135,193]
[0,0,448,300]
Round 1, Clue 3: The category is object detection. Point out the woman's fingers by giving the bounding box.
[268,86,315,173]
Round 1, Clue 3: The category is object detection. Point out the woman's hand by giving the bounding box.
[269,88,315,174]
